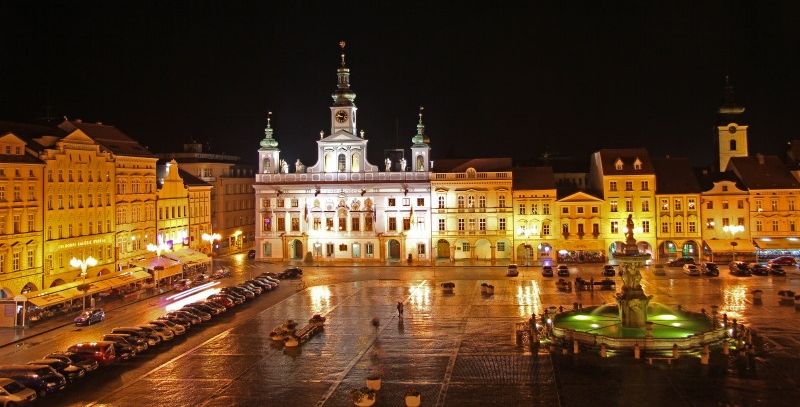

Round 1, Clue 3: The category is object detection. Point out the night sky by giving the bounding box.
[1,1,798,168]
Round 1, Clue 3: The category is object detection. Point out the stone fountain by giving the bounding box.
[615,214,652,328]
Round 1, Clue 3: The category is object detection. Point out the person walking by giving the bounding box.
[396,301,404,317]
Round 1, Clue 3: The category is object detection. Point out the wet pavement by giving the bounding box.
[3,260,800,406]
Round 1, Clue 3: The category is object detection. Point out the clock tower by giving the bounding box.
[330,41,357,136]
[716,76,748,172]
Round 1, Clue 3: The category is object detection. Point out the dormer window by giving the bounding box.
[633,158,642,170]
[614,159,624,171]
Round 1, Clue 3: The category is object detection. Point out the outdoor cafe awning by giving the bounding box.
[25,269,152,308]
[703,239,757,253]
[132,256,183,281]
[165,248,211,267]
[752,238,800,251]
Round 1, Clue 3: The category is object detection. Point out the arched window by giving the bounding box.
[416,155,424,171]
[338,154,346,172]
[324,152,334,172]
[351,152,361,172]
[729,139,737,151]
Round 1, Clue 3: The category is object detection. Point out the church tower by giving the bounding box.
[330,41,358,136]
[716,76,748,172]
[258,112,281,174]
[410,106,431,171]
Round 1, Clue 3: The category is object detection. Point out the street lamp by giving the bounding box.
[70,256,98,310]
[723,224,745,261]
[147,240,171,257]
[202,232,221,273]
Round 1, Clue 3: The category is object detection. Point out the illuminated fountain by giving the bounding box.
[550,215,727,352]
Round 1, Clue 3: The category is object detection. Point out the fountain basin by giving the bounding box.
[551,304,727,351]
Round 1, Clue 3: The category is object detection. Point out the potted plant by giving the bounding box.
[480,282,489,295]
[487,284,495,295]
[405,387,421,407]
[350,387,377,407]
[441,282,455,294]
[284,335,299,348]
[365,371,382,391]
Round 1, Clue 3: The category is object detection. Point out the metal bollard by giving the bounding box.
[573,339,580,354]
[634,343,641,360]
[701,345,710,365]
[600,343,607,358]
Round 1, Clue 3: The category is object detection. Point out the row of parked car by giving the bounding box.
[0,267,303,405]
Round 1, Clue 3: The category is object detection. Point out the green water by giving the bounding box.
[553,305,714,339]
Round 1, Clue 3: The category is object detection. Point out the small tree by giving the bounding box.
[304,251,314,264]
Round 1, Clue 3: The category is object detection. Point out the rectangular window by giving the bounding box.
[706,201,713,210]
[462,242,470,252]
[641,181,649,191]
[498,195,506,208]
[542,223,550,235]
[674,199,682,211]
[790,220,796,232]
[706,218,714,229]
[403,218,411,231]
[291,218,300,232]
[610,221,619,234]
[756,200,762,211]
[389,217,397,231]
[625,200,633,212]
[339,244,347,252]
[312,217,320,230]
[688,198,696,210]
[326,217,334,231]
[610,201,618,212]
[438,219,446,231]
[688,221,696,233]
[479,196,486,208]
[277,199,285,208]
[661,199,669,211]
[625,181,633,191]
[458,218,465,231]
[479,218,486,231]
[417,198,425,206]
[27,250,34,268]
[641,200,649,212]
[12,215,20,233]
[609,181,617,191]
[577,223,584,234]
[499,218,506,231]
[365,216,373,231]
[263,216,272,231]
[561,207,569,214]
[661,222,669,233]
[519,204,526,215]
[531,204,538,215]
[789,200,795,211]
[402,198,410,206]
[722,201,729,210]
[351,217,360,231]
[722,218,730,227]
[577,206,584,214]
[542,204,550,215]
[388,198,396,207]
[27,213,34,232]
[339,217,347,231]
[592,223,599,234]
[291,198,299,207]
[326,243,334,257]
[497,242,505,252]
[13,186,20,201]
[772,220,779,231]
[675,222,683,233]
[755,220,762,232]
[438,196,445,208]
[12,252,20,271]
[366,243,374,256]
[417,243,426,255]
[277,216,286,231]
[591,206,598,214]
[468,219,476,231]
[771,200,778,211]
[641,221,650,233]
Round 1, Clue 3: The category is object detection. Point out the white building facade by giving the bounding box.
[253,46,432,262]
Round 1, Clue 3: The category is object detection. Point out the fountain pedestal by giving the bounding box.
[614,253,653,328]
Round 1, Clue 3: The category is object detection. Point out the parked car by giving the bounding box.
[682,264,700,276]
[27,359,85,383]
[44,352,99,374]
[207,294,238,307]
[192,273,211,284]
[111,327,161,347]
[73,308,105,326]
[750,263,770,276]
[211,267,232,279]
[278,266,303,279]
[103,333,148,353]
[199,301,227,313]
[158,314,194,329]
[0,377,37,405]
[256,275,280,286]
[557,265,569,277]
[542,266,554,277]
[702,263,719,277]
[184,303,222,317]
[729,261,752,277]
[222,286,255,299]
[239,282,263,295]
[0,365,66,398]
[769,264,787,276]
[247,249,256,259]
[506,264,519,277]
[258,272,280,280]
[172,279,193,292]
[165,311,202,325]
[651,263,666,276]
[180,307,212,322]
[602,265,615,277]
[138,324,175,342]
[667,257,695,267]
[149,319,186,336]
[768,256,797,266]
[67,342,117,366]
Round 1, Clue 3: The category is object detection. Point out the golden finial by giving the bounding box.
[267,111,272,126]
[339,40,346,49]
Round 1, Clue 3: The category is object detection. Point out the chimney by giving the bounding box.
[756,154,765,165]
[75,118,82,123]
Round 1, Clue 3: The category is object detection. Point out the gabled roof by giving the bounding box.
[58,120,155,158]
[321,130,362,142]
[594,148,655,175]
[694,168,747,192]
[513,166,555,190]
[652,157,701,194]
[728,155,800,190]
[0,121,65,153]
[557,190,604,202]
[178,169,212,187]
[434,158,513,172]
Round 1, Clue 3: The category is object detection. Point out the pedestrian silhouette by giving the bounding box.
[371,317,380,334]
[396,301,404,317]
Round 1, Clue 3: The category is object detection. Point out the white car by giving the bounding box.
[682,264,700,276]
[149,320,186,336]
[0,377,37,405]
[139,324,175,342]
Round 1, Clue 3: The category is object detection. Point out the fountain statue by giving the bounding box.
[614,214,652,328]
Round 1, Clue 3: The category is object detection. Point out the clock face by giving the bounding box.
[728,125,737,134]
[335,110,349,123]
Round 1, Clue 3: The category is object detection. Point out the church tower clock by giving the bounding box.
[716,76,748,172]
[330,41,357,136]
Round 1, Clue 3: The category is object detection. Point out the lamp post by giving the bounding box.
[70,256,98,311]
[202,232,221,273]
[723,224,745,262]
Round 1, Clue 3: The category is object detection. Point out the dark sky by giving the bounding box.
[1,1,798,168]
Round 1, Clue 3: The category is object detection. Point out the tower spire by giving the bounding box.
[718,75,745,116]
[412,106,428,145]
[332,40,356,106]
[260,111,279,149]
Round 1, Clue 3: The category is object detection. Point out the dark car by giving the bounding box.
[0,365,67,397]
[208,293,239,307]
[149,319,187,336]
[506,264,519,277]
[185,303,222,317]
[247,279,273,291]
[240,282,263,295]
[729,261,752,277]
[172,279,193,292]
[556,265,569,277]
[44,352,99,373]
[667,257,695,267]
[198,301,227,313]
[750,263,770,276]
[542,266,554,277]
[103,333,148,354]
[258,272,280,280]
[255,276,280,287]
[223,286,255,299]
[218,289,247,302]
[111,327,161,347]
[73,308,105,326]
[180,307,212,322]
[166,311,202,325]
[768,256,797,266]
[702,263,719,277]
[278,266,303,279]
[769,265,787,276]
[602,265,615,277]
[67,342,117,366]
[247,249,256,259]
[28,359,85,383]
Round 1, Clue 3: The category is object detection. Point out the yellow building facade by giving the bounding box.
[699,176,753,262]
[653,158,703,261]
[512,167,557,265]
[431,159,513,262]
[589,149,657,259]
[185,174,213,252]
[0,133,45,297]
[156,160,189,248]
[555,191,606,263]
